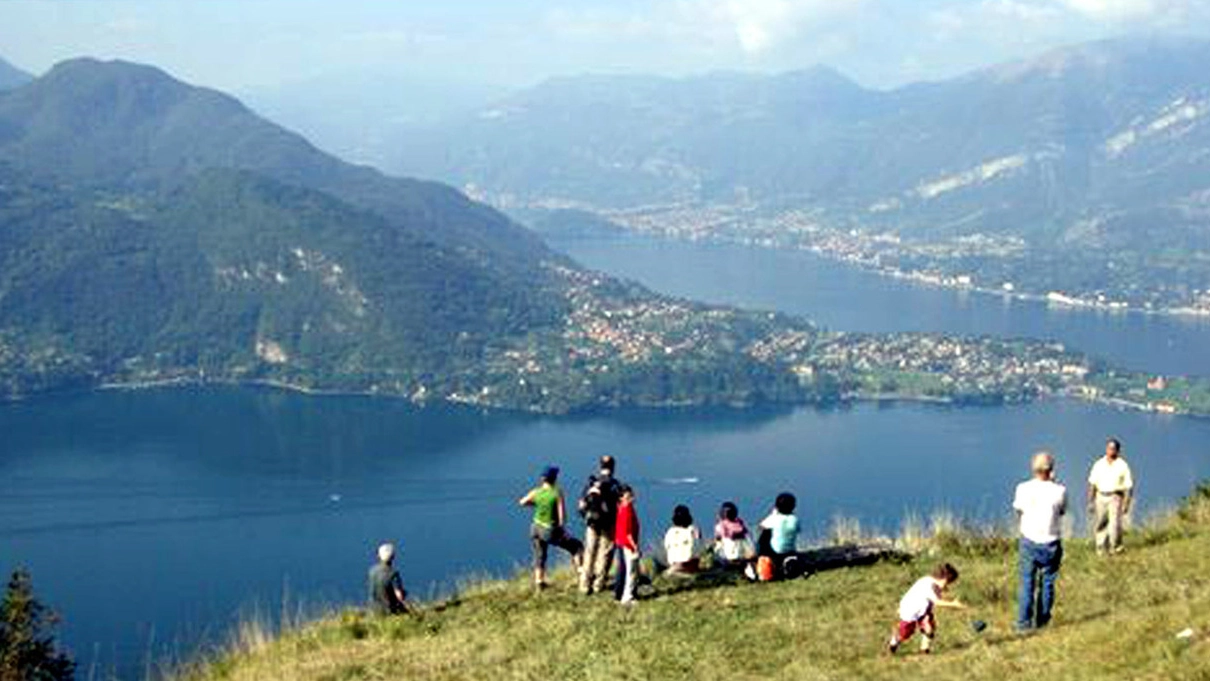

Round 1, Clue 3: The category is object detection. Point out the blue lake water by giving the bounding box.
[553,235,1210,378]
[2,235,1210,679]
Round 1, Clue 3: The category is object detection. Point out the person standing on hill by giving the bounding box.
[578,455,621,594]
[613,485,641,604]
[1087,438,1134,555]
[519,465,583,591]
[1014,451,1067,631]
[367,542,409,615]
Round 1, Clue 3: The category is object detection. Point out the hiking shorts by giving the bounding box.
[896,612,936,641]
[530,524,582,570]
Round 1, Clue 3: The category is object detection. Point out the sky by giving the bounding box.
[2,0,1209,94]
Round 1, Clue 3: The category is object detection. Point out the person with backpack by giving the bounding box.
[578,455,621,594]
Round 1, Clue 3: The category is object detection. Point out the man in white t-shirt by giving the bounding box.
[1013,451,1067,631]
[1086,438,1134,555]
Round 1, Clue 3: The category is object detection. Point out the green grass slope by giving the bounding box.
[180,489,1210,681]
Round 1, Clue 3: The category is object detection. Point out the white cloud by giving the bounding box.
[1059,0,1158,19]
[1054,0,1210,22]
[698,0,866,54]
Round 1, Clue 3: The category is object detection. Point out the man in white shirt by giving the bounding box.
[1086,438,1134,556]
[1013,451,1067,631]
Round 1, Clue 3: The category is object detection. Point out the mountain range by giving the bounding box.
[389,36,1210,309]
[0,57,825,410]
[0,58,568,400]
[2,51,1207,414]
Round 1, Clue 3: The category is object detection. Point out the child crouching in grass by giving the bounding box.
[888,563,965,655]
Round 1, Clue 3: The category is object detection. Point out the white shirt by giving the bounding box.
[898,576,941,622]
[664,525,700,565]
[1013,478,1067,544]
[1088,456,1133,494]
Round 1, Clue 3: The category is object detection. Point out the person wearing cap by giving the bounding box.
[367,542,409,615]
[1086,438,1134,555]
[1013,451,1067,631]
[577,454,622,594]
[519,465,583,590]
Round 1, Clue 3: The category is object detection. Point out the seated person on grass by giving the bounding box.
[758,492,803,579]
[663,504,703,574]
[367,542,409,615]
[713,501,755,569]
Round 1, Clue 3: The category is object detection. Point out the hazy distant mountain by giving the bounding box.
[242,71,503,170]
[0,56,33,91]
[395,37,1210,252]
[394,64,875,208]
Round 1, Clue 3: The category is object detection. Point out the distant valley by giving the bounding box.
[387,36,1210,316]
[1,56,1209,417]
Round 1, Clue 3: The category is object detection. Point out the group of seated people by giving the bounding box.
[661,492,807,582]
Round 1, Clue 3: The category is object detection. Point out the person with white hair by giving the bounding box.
[1013,450,1067,631]
[367,542,409,615]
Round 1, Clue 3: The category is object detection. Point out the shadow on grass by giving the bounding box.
[640,543,913,601]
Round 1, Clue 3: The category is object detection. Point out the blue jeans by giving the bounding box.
[1017,538,1062,629]
[613,546,639,602]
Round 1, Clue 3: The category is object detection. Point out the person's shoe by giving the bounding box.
[1112,546,1125,555]
[886,640,899,656]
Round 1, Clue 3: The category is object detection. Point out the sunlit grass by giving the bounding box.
[174,491,1210,681]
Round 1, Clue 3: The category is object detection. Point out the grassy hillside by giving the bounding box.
[178,486,1210,681]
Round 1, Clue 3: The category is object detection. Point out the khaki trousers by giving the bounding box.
[579,526,615,592]
[1093,493,1124,553]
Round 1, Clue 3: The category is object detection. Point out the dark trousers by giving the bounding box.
[1017,538,1062,629]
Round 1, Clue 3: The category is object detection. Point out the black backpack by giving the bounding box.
[579,476,614,528]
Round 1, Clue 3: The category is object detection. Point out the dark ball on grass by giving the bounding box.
[971,619,988,633]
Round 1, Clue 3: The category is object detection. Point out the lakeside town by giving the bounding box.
[470,263,1210,417]
[502,196,1210,318]
[4,257,1209,418]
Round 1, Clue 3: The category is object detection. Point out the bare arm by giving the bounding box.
[1087,483,1096,507]
[519,490,535,507]
[934,597,966,610]
[557,493,567,527]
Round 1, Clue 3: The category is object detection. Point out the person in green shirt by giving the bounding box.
[519,465,583,590]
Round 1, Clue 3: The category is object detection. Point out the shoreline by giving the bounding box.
[579,230,1210,321]
[73,375,1208,421]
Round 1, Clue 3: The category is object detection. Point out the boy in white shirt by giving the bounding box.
[1014,451,1067,631]
[887,563,965,655]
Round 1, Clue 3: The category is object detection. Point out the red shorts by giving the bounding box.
[896,612,936,641]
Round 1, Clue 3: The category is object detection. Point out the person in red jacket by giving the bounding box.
[613,485,640,604]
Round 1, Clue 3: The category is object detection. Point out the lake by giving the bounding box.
[2,235,1210,679]
[552,235,1210,378]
